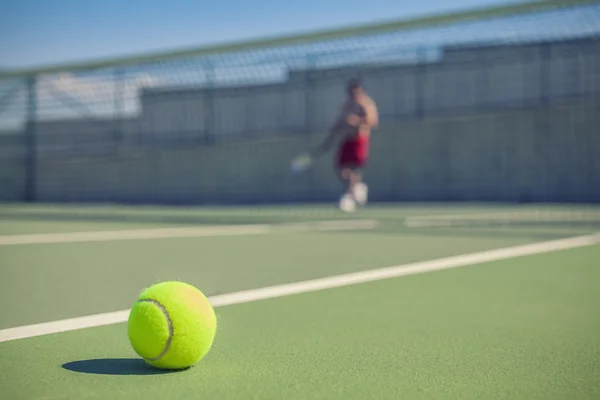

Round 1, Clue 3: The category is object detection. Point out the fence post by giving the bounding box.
[539,42,551,106]
[113,67,125,147]
[415,47,426,120]
[304,54,316,136]
[536,42,552,202]
[24,75,38,202]
[304,54,317,202]
[204,61,215,144]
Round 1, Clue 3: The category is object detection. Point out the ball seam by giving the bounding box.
[137,299,173,362]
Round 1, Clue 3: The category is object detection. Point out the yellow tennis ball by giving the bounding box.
[127,281,217,370]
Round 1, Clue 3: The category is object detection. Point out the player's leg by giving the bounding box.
[337,165,357,212]
[336,139,368,211]
[350,168,368,206]
[339,166,367,205]
[337,165,358,193]
[336,142,357,212]
[343,138,368,206]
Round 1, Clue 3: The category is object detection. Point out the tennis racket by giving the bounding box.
[290,152,314,173]
[290,143,330,173]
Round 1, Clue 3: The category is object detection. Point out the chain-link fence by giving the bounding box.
[0,0,599,204]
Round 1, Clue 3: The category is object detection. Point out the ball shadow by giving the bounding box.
[62,358,184,375]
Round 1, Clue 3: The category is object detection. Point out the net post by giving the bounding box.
[24,75,38,202]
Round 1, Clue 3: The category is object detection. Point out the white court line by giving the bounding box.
[0,219,378,246]
[0,225,271,245]
[404,210,600,227]
[1,232,598,343]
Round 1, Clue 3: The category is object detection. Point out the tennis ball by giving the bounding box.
[127,281,217,370]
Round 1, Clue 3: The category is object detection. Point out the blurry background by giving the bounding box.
[0,0,598,206]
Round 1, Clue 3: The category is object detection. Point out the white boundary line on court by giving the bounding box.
[1,232,598,343]
[0,219,378,246]
[404,210,600,228]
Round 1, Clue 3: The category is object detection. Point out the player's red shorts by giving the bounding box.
[337,134,369,168]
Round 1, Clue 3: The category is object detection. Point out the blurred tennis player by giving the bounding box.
[316,78,378,212]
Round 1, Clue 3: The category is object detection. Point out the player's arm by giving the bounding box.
[313,105,347,155]
[313,127,339,157]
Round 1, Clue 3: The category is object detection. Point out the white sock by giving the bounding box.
[353,183,368,205]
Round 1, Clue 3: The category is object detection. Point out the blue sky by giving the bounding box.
[0,0,527,69]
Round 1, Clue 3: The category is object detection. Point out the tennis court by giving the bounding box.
[1,1,600,398]
[1,203,599,399]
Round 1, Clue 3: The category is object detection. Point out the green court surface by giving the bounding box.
[1,204,599,399]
